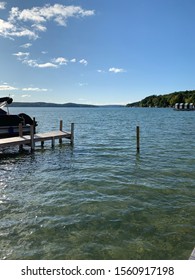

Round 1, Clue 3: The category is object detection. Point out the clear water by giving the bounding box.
[0,107,195,260]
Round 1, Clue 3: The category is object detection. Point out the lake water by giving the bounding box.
[0,107,195,260]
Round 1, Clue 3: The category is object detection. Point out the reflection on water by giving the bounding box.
[0,108,195,259]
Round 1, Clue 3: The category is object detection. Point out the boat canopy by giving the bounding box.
[0,97,13,109]
[0,97,13,104]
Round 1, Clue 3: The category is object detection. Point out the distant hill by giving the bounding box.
[126,90,195,107]
[10,102,124,108]
[10,102,98,108]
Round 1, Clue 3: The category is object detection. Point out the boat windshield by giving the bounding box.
[0,97,13,114]
[0,97,13,111]
[0,101,8,108]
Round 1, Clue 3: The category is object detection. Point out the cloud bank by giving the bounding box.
[12,51,88,69]
[0,3,95,39]
[0,83,49,92]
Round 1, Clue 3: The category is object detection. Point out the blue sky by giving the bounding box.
[0,0,195,105]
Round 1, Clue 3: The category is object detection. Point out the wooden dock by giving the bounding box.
[0,121,74,152]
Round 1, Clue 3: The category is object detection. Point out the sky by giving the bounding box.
[0,0,195,105]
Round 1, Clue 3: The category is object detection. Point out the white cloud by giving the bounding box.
[22,59,37,67]
[24,60,58,68]
[22,87,48,92]
[97,68,125,74]
[36,62,58,68]
[20,43,32,48]
[13,52,67,69]
[109,67,126,73]
[11,29,38,39]
[70,58,76,63]
[79,59,88,66]
[13,51,30,60]
[32,23,47,32]
[33,4,95,26]
[0,19,38,39]
[0,18,38,39]
[23,57,69,68]
[21,94,31,98]
[22,56,89,69]
[52,57,68,65]
[0,2,6,10]
[12,50,87,70]
[9,7,46,23]
[0,84,18,90]
[0,19,15,36]
[0,83,49,92]
[1,4,95,39]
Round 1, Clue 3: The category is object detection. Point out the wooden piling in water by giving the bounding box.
[30,125,35,151]
[136,125,140,153]
[71,123,74,145]
[60,120,63,131]
[51,137,55,147]
[59,120,63,144]
[19,123,23,151]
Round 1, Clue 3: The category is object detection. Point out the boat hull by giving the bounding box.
[0,97,37,139]
[0,126,31,138]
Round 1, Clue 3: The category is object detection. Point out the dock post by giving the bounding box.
[30,125,35,152]
[136,125,140,153]
[60,120,63,131]
[59,120,63,144]
[19,123,23,151]
[52,137,55,148]
[33,117,36,134]
[71,123,74,145]
[19,123,23,137]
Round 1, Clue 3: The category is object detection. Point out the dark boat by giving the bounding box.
[0,97,37,138]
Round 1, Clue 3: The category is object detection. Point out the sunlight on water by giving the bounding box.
[0,108,195,259]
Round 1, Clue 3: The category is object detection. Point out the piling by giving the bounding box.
[136,125,140,153]
[71,123,74,145]
[51,137,55,148]
[59,120,63,144]
[30,124,35,151]
[33,117,36,133]
[19,123,23,151]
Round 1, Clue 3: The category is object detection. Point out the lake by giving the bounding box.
[0,107,195,259]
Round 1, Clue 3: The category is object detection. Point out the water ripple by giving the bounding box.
[0,107,195,260]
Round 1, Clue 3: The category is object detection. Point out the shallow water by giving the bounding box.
[0,107,195,259]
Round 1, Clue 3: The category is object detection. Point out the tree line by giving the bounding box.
[126,90,195,107]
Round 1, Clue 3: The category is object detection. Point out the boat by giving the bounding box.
[0,97,37,138]
[174,102,195,111]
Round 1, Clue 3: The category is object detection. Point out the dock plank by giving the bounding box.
[0,130,71,149]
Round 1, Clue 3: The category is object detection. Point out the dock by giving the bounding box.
[0,121,74,152]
